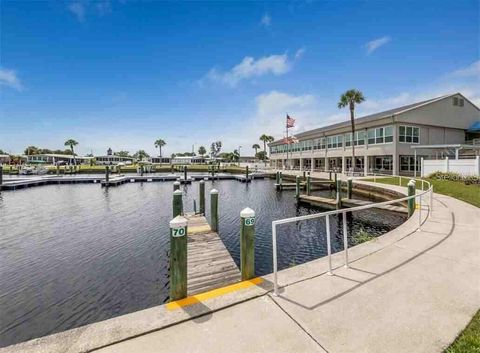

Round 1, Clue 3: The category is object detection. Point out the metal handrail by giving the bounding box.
[271,174,433,296]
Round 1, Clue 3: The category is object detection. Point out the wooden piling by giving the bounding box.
[184,166,188,181]
[347,177,353,199]
[173,189,183,218]
[169,215,188,301]
[199,180,205,214]
[306,175,311,195]
[240,207,255,280]
[336,179,342,209]
[295,175,300,199]
[173,181,180,191]
[105,166,110,183]
[210,189,219,232]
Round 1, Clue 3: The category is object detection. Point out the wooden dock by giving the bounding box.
[0,173,268,191]
[299,195,407,213]
[275,180,334,190]
[185,214,241,295]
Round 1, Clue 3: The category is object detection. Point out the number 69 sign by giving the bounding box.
[244,217,255,226]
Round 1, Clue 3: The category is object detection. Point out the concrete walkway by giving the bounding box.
[95,186,480,353]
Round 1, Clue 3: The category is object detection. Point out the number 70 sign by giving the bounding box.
[172,226,186,237]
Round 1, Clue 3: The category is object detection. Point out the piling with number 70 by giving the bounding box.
[169,215,188,301]
[240,207,256,280]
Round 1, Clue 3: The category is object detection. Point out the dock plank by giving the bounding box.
[185,215,241,295]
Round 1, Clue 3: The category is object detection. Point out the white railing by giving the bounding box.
[271,174,433,296]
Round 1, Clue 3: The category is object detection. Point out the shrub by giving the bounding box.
[428,171,480,185]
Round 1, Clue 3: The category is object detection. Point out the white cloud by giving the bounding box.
[365,36,391,55]
[450,60,480,78]
[0,68,22,91]
[205,51,302,87]
[68,2,86,22]
[261,13,271,27]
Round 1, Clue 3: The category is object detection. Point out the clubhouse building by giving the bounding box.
[269,93,480,176]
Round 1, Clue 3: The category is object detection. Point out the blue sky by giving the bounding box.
[1,0,479,156]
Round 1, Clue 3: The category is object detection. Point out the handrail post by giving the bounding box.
[430,185,434,213]
[199,180,205,214]
[272,223,278,296]
[399,175,402,186]
[169,215,188,301]
[342,211,349,268]
[326,215,332,275]
[418,193,422,232]
[407,180,415,218]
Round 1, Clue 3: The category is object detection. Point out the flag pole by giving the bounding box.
[286,113,289,167]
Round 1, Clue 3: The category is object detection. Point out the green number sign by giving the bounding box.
[244,217,255,226]
[172,227,186,237]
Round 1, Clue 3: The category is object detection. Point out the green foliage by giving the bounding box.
[198,146,207,157]
[444,309,480,353]
[428,171,480,185]
[256,151,267,160]
[353,228,376,245]
[114,151,131,157]
[365,176,480,208]
[0,149,5,155]
[133,150,150,160]
[259,134,274,152]
[24,146,74,155]
[210,141,222,158]
[337,89,365,109]
[154,139,166,157]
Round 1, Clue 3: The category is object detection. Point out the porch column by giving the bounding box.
[311,157,314,172]
[364,155,369,176]
[325,157,329,172]
[300,158,304,171]
[392,125,398,176]
[342,156,346,174]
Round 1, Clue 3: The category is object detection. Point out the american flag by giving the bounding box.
[282,136,298,144]
[286,114,296,128]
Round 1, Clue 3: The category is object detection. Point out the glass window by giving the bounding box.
[399,125,419,144]
[384,126,393,143]
[375,127,384,144]
[337,135,343,148]
[367,129,375,144]
[345,133,352,147]
[357,131,366,145]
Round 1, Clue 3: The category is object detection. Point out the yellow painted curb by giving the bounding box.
[166,277,263,310]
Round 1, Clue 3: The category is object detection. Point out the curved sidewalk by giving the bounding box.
[98,185,479,353]
[3,183,479,353]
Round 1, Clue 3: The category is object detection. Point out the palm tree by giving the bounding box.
[64,139,78,165]
[259,134,274,165]
[198,146,207,162]
[154,139,166,158]
[338,89,365,172]
[252,143,260,158]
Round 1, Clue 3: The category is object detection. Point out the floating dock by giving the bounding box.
[185,214,241,295]
[298,195,407,213]
[275,180,334,190]
[0,173,268,191]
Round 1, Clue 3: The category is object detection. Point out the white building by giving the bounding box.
[269,93,480,176]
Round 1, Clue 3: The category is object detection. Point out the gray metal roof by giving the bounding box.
[270,93,466,145]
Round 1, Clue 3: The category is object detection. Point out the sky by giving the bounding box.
[1,0,479,157]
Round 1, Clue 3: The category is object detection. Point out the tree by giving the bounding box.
[198,146,207,160]
[252,143,260,157]
[154,139,166,158]
[210,141,222,159]
[64,139,79,165]
[0,149,5,155]
[259,134,274,165]
[24,146,39,155]
[256,151,267,161]
[338,89,365,172]
[114,151,131,157]
[133,150,150,161]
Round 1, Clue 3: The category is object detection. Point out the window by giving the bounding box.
[384,126,393,143]
[400,155,421,172]
[345,133,352,147]
[357,131,366,145]
[453,97,464,107]
[375,127,384,144]
[368,129,375,144]
[326,135,343,149]
[374,156,393,171]
[399,125,419,143]
[313,137,325,150]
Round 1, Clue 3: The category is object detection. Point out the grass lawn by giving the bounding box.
[444,309,480,353]
[364,176,480,208]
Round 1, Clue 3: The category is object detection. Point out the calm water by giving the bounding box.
[0,179,406,347]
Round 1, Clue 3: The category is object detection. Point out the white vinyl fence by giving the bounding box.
[421,156,480,177]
